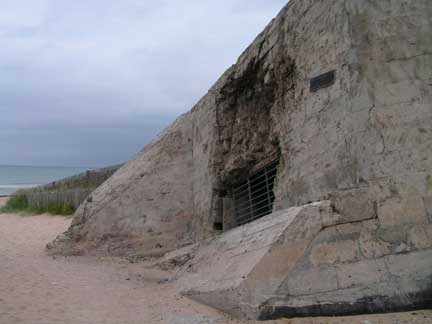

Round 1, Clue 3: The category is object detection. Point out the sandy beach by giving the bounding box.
[0,197,431,324]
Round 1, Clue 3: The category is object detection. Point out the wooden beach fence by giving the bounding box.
[19,164,122,213]
[25,188,93,211]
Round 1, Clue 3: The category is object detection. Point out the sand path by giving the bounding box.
[0,197,431,324]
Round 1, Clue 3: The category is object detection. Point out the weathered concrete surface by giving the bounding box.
[179,201,432,320]
[179,202,336,319]
[48,0,432,318]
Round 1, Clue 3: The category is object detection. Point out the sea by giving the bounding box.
[0,165,90,196]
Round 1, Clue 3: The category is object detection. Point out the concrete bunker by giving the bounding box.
[48,0,432,319]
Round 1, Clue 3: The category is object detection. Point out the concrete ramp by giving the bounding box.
[180,201,432,320]
[179,202,335,319]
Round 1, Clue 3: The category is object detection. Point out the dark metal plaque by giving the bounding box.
[310,70,336,92]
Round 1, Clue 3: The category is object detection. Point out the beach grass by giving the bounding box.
[0,193,75,216]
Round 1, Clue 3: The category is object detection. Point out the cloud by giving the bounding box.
[0,0,287,166]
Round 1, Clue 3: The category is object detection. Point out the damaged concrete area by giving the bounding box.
[47,0,432,320]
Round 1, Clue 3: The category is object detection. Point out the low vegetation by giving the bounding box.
[0,165,120,217]
[0,192,75,216]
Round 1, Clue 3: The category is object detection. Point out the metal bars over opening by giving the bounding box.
[232,161,278,226]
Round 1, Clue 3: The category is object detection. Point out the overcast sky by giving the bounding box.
[0,0,287,167]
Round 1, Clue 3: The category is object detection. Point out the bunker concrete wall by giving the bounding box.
[190,0,432,242]
[49,0,432,265]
